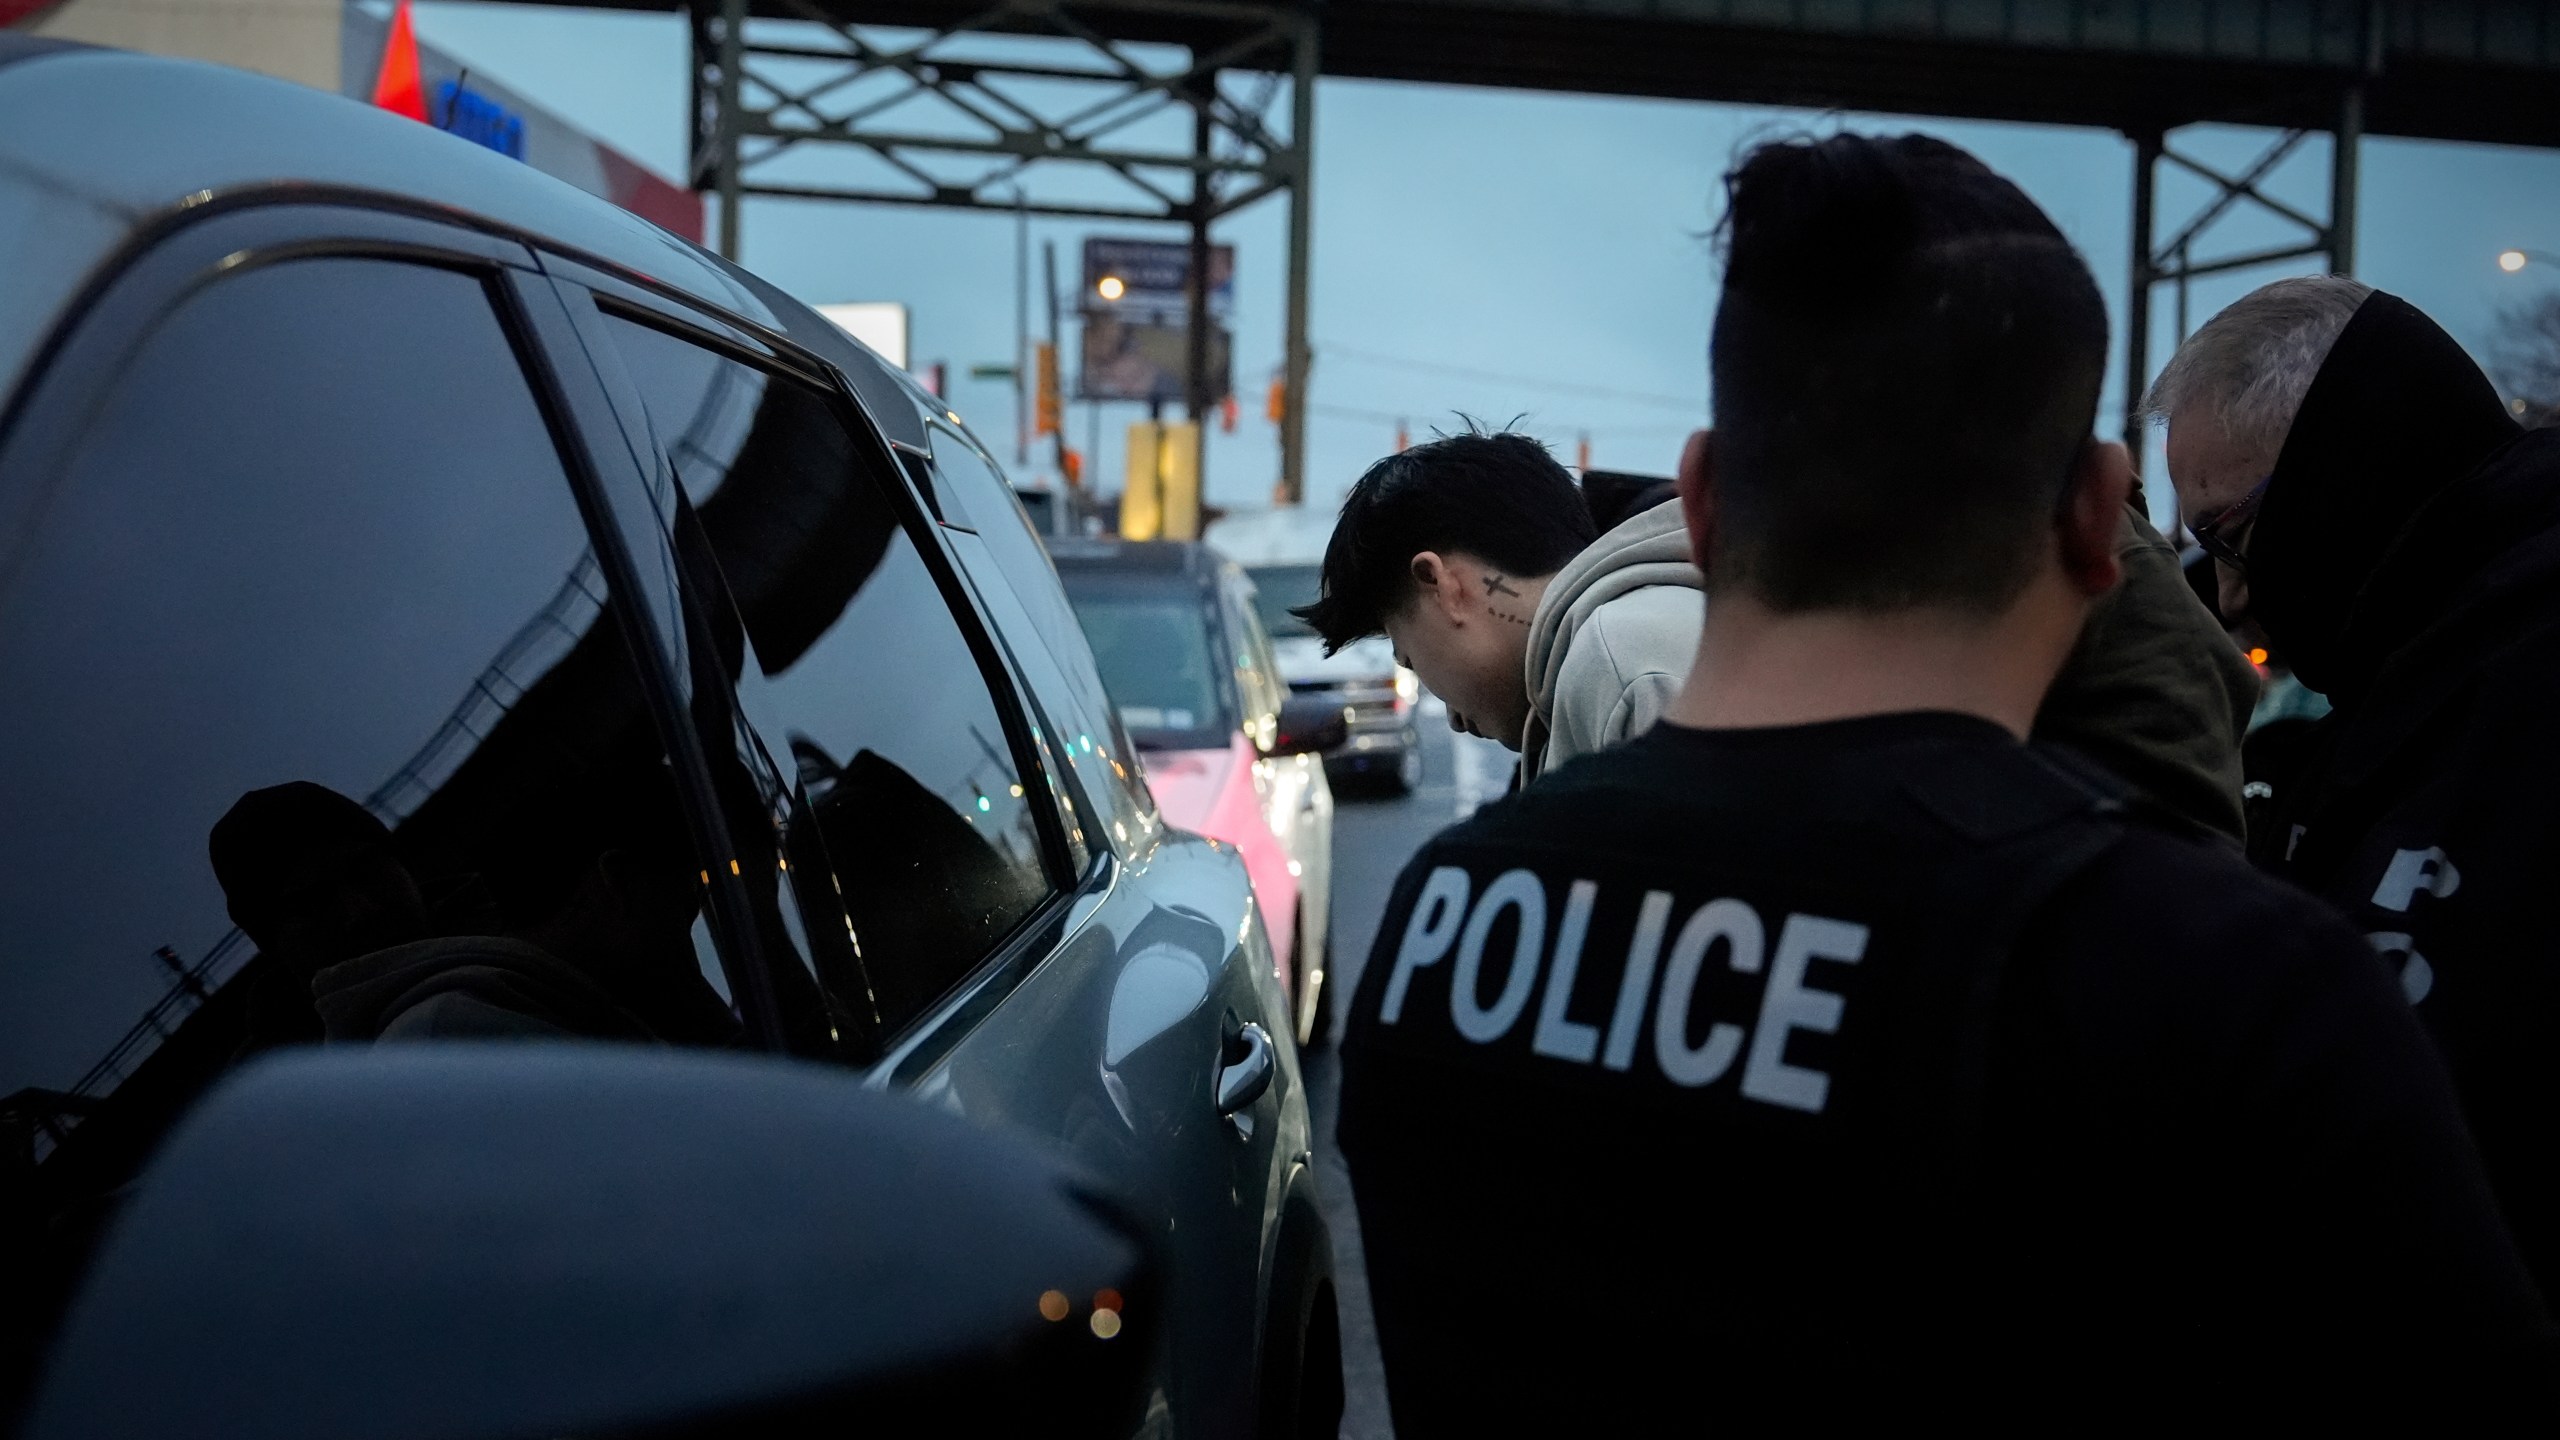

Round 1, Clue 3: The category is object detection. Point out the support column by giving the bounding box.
[1185,73,1215,427]
[715,0,746,260]
[2330,85,2363,276]
[2122,129,2160,476]
[1277,16,1317,507]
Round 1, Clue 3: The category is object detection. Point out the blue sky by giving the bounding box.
[415,2,2560,529]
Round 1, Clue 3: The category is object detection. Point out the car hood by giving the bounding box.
[1138,740,1245,835]
[1272,634,1396,686]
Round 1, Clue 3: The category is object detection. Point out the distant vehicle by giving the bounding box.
[1209,509,1426,794]
[0,36,1337,1437]
[1051,540,1345,1048]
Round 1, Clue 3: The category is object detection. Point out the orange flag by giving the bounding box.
[372,0,429,122]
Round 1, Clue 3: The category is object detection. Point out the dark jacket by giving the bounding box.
[1582,473,2258,840]
[2038,501,2259,841]
[2252,289,2560,1298]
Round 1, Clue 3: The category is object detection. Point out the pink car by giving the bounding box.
[1053,540,1344,1046]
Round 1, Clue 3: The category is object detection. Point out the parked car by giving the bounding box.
[1049,541,1343,1048]
[0,36,1338,1438]
[1209,508,1426,796]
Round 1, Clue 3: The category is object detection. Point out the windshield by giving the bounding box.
[1246,563,1321,640]
[1057,576,1234,751]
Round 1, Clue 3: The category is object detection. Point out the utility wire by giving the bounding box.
[1315,339,1705,413]
[1308,402,1696,438]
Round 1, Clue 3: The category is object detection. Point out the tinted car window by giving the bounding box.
[923,422,1158,851]
[1245,562,1322,640]
[1056,571,1233,751]
[1220,570,1285,727]
[595,315,1052,1033]
[0,258,736,1369]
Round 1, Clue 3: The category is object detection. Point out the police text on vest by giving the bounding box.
[1378,865,1866,1114]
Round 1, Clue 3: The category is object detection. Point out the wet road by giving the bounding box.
[1306,722,1501,1439]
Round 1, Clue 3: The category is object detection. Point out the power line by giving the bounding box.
[1308,402,1696,438]
[1315,339,1705,413]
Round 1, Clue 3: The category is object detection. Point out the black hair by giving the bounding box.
[208,781,396,930]
[1707,132,2109,612]
[1293,427,1597,653]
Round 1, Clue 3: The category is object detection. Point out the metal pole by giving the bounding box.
[2123,129,2161,477]
[2330,85,2364,276]
[1015,188,1030,466]
[1278,13,1316,507]
[1046,239,1071,494]
[715,0,746,259]
[1185,69,1216,429]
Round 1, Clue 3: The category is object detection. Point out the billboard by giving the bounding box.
[1079,312,1231,405]
[1082,237,1234,319]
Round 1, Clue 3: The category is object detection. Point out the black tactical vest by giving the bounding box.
[1339,731,2129,1433]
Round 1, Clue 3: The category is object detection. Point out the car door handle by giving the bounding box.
[1215,1022,1275,1116]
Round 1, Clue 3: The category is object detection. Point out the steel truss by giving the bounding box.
[2121,84,2366,483]
[689,0,1320,502]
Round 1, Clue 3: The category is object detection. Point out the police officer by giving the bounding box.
[1337,133,2555,1432]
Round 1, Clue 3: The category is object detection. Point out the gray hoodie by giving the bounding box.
[1520,498,1704,779]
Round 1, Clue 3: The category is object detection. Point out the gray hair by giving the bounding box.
[2142,275,2374,456]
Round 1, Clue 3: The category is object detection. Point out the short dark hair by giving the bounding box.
[1708,133,2108,612]
[1293,429,1597,653]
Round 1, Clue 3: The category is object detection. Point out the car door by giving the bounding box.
[915,430,1308,1440]
[0,206,775,1402]
[550,272,1302,1436]
[1224,568,1333,1016]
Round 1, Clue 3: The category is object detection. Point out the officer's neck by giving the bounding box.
[1666,582,2080,740]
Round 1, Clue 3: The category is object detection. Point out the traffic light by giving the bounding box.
[1266,375,1286,424]
[1062,448,1084,486]
[1220,393,1239,434]
[1034,343,1061,437]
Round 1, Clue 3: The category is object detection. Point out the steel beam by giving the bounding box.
[689,0,1316,501]
[2123,128,2159,476]
[1276,12,1313,506]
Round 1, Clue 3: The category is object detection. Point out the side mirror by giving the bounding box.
[27,1047,1153,1440]
[1265,694,1351,758]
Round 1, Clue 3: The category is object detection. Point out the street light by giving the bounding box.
[2499,248,2560,273]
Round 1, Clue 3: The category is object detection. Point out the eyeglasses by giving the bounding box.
[2190,477,2270,570]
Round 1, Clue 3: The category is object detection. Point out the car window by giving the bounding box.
[1245,562,1322,641]
[593,314,1054,1035]
[0,257,739,1353]
[1055,571,1234,751]
[1222,570,1285,727]
[922,423,1157,852]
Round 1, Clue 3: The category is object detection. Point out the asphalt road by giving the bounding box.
[1305,722,1489,1440]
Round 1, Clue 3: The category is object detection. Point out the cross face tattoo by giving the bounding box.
[1483,572,1530,627]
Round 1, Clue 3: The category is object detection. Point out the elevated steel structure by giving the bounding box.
[512,0,2560,485]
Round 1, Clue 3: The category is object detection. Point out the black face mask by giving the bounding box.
[2248,291,2522,699]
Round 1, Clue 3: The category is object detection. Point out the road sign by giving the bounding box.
[1082,237,1234,319]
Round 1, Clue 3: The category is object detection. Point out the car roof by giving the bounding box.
[0,38,940,451]
[1047,538,1232,586]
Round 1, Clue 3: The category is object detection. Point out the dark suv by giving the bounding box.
[0,36,1336,1436]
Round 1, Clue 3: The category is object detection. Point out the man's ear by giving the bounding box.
[1407,550,1469,622]
[2058,439,2132,596]
[1674,429,1715,569]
